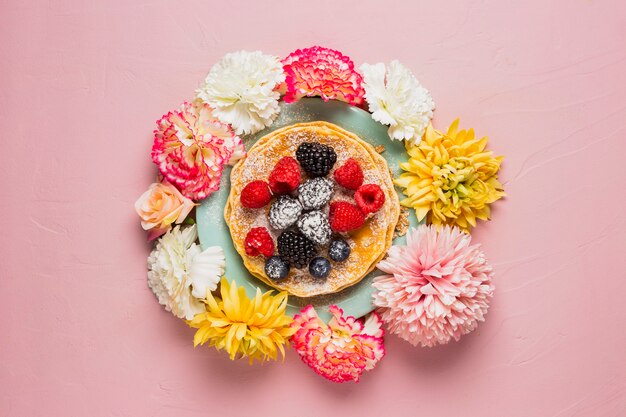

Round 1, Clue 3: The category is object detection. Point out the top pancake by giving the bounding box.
[225,121,400,297]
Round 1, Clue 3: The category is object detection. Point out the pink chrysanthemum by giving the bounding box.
[291,305,385,383]
[152,101,245,201]
[374,225,495,347]
[281,46,365,105]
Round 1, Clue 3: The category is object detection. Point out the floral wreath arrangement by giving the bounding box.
[136,46,505,383]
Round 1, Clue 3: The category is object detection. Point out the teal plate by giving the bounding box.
[197,98,418,321]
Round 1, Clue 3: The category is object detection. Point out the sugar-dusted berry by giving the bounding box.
[244,227,275,257]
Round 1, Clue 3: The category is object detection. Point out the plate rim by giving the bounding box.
[197,98,418,321]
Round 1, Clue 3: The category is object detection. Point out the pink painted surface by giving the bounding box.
[2,0,625,415]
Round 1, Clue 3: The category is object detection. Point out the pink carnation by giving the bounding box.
[152,101,245,201]
[281,46,365,105]
[291,305,385,383]
[374,225,495,347]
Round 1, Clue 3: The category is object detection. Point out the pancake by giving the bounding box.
[225,121,400,297]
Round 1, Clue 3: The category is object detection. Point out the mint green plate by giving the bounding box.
[197,98,418,321]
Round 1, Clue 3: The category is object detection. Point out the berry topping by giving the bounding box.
[296,142,337,177]
[308,257,332,279]
[269,156,301,194]
[240,180,272,208]
[277,230,318,269]
[244,227,274,258]
[355,184,385,215]
[269,195,303,230]
[298,177,333,210]
[333,158,364,190]
[297,210,332,245]
[264,256,290,281]
[328,238,351,262]
[329,201,366,233]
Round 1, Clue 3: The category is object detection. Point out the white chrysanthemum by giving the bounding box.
[360,61,435,144]
[196,51,286,136]
[147,225,225,320]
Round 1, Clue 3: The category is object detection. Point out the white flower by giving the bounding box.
[147,225,225,320]
[360,61,435,144]
[196,51,286,136]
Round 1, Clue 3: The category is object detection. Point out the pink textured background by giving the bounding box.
[2,0,625,415]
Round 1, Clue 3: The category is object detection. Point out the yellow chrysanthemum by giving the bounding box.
[395,119,504,232]
[188,278,296,363]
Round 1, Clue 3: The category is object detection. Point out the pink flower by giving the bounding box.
[281,46,365,105]
[135,179,196,240]
[291,305,385,383]
[151,101,245,201]
[374,225,495,347]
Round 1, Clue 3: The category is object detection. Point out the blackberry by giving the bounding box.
[277,231,318,269]
[328,238,350,262]
[309,257,331,279]
[264,256,290,281]
[296,142,337,177]
[298,177,333,210]
[297,210,332,245]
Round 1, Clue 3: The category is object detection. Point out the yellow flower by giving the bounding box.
[188,278,296,363]
[395,119,504,232]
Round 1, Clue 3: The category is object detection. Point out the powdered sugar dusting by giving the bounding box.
[227,123,398,296]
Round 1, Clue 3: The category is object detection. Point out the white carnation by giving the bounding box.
[196,51,286,136]
[147,225,225,320]
[360,61,435,144]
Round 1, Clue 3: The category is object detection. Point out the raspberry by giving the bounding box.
[355,184,385,215]
[240,180,272,208]
[244,227,275,258]
[296,142,337,177]
[269,157,301,194]
[329,201,365,233]
[333,158,363,190]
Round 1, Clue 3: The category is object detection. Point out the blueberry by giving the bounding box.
[309,257,331,279]
[264,256,290,281]
[328,238,350,262]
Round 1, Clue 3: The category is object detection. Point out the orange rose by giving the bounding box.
[135,180,196,240]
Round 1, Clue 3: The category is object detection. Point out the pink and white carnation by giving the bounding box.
[374,225,494,347]
[281,46,365,105]
[152,101,245,201]
[291,305,385,383]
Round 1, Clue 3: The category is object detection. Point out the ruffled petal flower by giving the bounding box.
[147,225,225,320]
[135,179,196,240]
[360,60,435,144]
[196,51,285,135]
[291,305,385,383]
[152,101,245,201]
[281,46,365,105]
[188,278,296,363]
[395,119,505,232]
[189,246,225,300]
[374,225,495,347]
